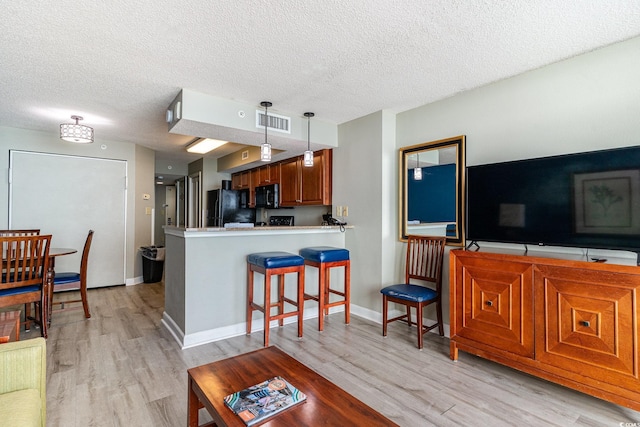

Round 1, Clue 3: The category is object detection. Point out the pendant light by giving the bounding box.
[303,112,314,167]
[260,101,272,161]
[414,152,422,180]
[60,115,94,143]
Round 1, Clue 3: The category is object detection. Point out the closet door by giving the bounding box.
[9,151,127,288]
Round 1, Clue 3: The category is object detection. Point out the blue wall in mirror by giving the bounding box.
[407,164,456,222]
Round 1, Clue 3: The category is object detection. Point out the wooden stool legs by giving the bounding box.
[247,263,305,347]
[304,259,350,331]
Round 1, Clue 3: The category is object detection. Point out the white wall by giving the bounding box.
[0,126,154,282]
[397,36,640,165]
[334,111,400,314]
[134,143,156,279]
[392,35,640,325]
[334,35,640,325]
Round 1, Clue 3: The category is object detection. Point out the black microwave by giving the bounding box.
[255,184,279,209]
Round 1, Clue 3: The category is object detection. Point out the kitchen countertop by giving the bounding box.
[165,225,352,237]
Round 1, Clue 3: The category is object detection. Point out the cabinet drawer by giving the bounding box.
[453,256,534,358]
[535,265,640,387]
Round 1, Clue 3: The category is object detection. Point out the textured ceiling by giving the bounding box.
[2,1,640,165]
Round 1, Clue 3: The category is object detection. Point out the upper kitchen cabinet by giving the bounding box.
[280,149,332,206]
[249,169,260,207]
[231,170,250,189]
[258,164,280,185]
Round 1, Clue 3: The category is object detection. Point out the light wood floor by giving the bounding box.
[15,283,640,426]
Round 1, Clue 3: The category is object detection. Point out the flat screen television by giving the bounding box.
[466,146,640,257]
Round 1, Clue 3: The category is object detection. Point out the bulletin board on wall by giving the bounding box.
[8,150,127,288]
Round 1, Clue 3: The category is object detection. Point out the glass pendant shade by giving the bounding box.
[303,112,314,167]
[414,167,422,180]
[260,101,272,162]
[261,143,272,161]
[303,150,314,167]
[414,152,422,180]
[60,115,93,143]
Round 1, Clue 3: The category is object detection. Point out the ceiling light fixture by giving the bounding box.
[60,115,93,143]
[303,112,314,167]
[260,101,272,161]
[186,138,228,154]
[414,152,422,180]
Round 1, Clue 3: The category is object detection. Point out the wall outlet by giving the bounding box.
[336,206,342,216]
[145,207,152,215]
[343,206,348,216]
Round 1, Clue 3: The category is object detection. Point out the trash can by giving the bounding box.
[140,246,165,283]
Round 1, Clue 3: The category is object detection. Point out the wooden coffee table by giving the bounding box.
[188,346,399,427]
[0,310,20,343]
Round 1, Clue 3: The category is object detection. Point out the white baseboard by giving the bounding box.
[162,304,450,349]
[126,276,144,286]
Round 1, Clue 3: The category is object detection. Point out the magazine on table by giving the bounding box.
[223,376,307,425]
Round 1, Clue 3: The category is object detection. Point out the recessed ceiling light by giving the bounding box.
[186,138,228,154]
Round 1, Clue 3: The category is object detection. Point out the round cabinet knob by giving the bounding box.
[580,320,590,327]
[485,300,493,307]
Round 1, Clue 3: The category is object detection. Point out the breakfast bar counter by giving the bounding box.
[162,226,350,348]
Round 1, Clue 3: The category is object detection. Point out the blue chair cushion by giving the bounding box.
[0,285,41,297]
[53,272,81,284]
[380,284,438,303]
[247,252,304,269]
[299,247,349,263]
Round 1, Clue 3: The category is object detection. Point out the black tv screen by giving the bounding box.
[467,146,640,253]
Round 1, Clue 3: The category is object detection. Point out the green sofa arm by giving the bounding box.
[0,337,46,427]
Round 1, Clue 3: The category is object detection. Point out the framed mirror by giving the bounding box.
[399,135,466,245]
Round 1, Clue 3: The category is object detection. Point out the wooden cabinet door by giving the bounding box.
[279,158,301,206]
[259,165,279,185]
[301,152,324,204]
[232,171,250,189]
[231,173,241,189]
[300,150,331,205]
[534,265,640,388]
[269,164,280,184]
[240,171,249,188]
[451,253,534,357]
[249,169,259,207]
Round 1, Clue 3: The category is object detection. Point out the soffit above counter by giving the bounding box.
[168,89,339,173]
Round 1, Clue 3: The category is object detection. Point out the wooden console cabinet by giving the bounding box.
[450,249,640,411]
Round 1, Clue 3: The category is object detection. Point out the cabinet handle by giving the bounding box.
[580,321,590,327]
[485,301,493,307]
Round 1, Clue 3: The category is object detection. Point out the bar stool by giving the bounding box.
[299,246,350,331]
[247,251,305,347]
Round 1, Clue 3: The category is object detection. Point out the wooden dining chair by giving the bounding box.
[0,229,40,236]
[0,234,51,338]
[50,230,94,318]
[0,230,41,328]
[380,235,446,349]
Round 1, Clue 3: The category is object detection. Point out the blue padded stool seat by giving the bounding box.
[299,246,351,331]
[299,247,349,263]
[380,284,438,303]
[247,251,305,347]
[53,272,81,284]
[247,252,304,269]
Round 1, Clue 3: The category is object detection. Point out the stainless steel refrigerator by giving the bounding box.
[207,189,255,227]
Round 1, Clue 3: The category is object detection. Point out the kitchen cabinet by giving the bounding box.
[449,249,640,411]
[249,169,260,207]
[231,170,250,189]
[258,164,280,185]
[280,150,332,206]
